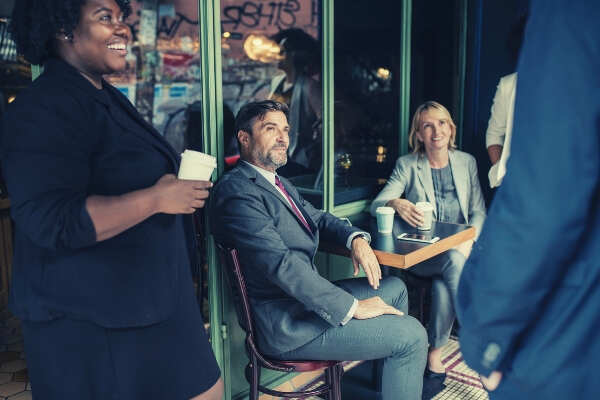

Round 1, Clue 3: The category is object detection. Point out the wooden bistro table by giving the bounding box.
[320,214,476,270]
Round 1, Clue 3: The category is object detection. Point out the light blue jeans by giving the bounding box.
[408,249,466,348]
[273,277,428,400]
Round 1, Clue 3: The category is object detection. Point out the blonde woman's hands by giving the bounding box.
[386,199,424,228]
[152,174,212,214]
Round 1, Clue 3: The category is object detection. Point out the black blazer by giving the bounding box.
[1,58,198,328]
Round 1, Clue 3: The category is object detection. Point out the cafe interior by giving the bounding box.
[0,0,527,399]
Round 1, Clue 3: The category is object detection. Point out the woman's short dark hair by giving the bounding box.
[10,0,132,65]
[235,100,290,136]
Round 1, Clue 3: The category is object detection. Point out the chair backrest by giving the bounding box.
[216,244,254,335]
[216,243,299,372]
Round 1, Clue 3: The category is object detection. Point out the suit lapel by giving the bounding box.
[238,163,314,235]
[104,83,179,171]
[416,154,437,217]
[449,151,469,223]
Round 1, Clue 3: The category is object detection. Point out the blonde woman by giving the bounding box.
[370,101,486,378]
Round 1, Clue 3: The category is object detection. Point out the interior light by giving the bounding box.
[243,34,283,63]
[376,67,391,80]
[7,95,16,104]
[223,31,231,38]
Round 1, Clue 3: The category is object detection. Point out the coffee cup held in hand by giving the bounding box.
[375,206,395,234]
[178,150,217,181]
[415,202,434,230]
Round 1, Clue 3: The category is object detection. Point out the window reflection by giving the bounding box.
[221,0,323,207]
[333,0,402,205]
[1,15,31,197]
[104,0,204,154]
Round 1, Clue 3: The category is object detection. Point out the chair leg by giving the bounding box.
[419,287,426,324]
[249,358,260,400]
[372,359,383,393]
[329,364,343,400]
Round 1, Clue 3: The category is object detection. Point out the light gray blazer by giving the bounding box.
[370,150,486,238]
[210,161,361,355]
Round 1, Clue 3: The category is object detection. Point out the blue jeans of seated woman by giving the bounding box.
[273,276,428,400]
[408,249,466,348]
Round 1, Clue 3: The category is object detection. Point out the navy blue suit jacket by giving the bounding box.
[1,58,197,328]
[210,162,361,355]
[457,1,600,398]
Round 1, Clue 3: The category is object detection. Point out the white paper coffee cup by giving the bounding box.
[415,201,434,230]
[178,150,217,181]
[375,206,395,234]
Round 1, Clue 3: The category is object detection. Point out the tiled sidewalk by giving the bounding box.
[0,311,487,400]
[0,310,29,400]
[259,339,489,400]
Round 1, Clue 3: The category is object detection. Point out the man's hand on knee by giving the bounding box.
[353,296,404,320]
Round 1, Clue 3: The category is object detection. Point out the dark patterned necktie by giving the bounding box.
[275,176,311,232]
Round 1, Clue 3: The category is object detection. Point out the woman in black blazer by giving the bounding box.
[1,1,222,399]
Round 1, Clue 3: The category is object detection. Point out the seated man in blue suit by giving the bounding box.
[211,100,427,400]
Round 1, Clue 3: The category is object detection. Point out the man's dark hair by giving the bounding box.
[10,0,132,65]
[235,100,289,135]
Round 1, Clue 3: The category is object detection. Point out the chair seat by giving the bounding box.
[277,359,341,372]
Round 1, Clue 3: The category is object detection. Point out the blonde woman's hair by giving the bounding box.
[408,101,457,153]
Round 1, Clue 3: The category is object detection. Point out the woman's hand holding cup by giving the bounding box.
[386,199,424,227]
[152,174,212,214]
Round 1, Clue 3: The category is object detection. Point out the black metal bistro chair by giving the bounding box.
[216,244,344,400]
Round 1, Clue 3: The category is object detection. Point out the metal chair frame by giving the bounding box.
[216,244,344,400]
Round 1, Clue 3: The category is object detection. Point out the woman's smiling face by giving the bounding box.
[58,0,131,86]
[416,110,452,153]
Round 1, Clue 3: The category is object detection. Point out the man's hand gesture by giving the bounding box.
[351,236,381,289]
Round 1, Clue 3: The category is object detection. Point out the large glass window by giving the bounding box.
[332,0,403,206]
[220,0,324,208]
[106,0,204,154]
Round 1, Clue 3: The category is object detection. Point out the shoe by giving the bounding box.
[424,368,447,380]
[422,371,446,400]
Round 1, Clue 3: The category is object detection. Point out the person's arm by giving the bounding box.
[485,78,509,164]
[87,175,211,241]
[466,155,486,239]
[370,157,424,227]
[290,185,383,289]
[369,158,408,214]
[457,3,600,378]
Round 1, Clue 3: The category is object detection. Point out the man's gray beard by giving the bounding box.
[257,150,287,169]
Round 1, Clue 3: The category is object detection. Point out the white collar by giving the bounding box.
[243,160,277,186]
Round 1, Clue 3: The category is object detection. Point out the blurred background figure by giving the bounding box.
[485,11,527,189]
[268,28,323,176]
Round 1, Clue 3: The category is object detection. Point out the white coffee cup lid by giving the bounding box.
[415,202,434,211]
[376,206,395,214]
[181,150,217,167]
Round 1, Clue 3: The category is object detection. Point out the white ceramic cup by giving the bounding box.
[375,206,395,234]
[178,150,217,181]
[415,201,434,230]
